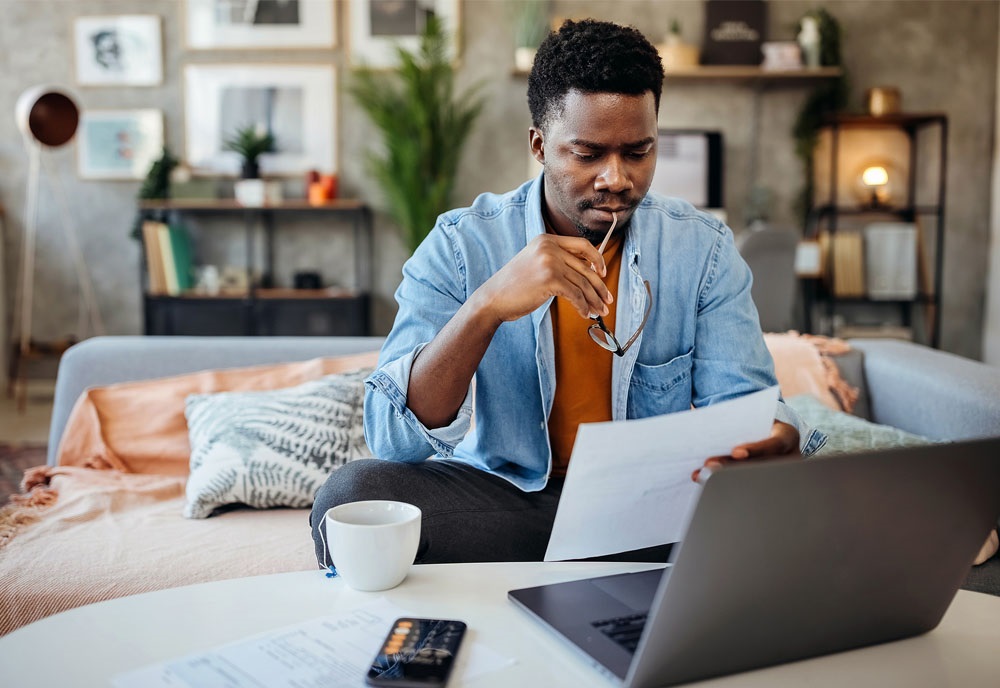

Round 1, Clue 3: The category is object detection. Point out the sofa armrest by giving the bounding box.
[849,339,1000,441]
[48,336,385,465]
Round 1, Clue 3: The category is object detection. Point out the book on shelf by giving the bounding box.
[142,221,168,295]
[832,231,866,297]
[143,221,194,296]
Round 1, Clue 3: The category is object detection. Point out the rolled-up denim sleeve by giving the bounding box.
[363,343,474,462]
[775,398,827,456]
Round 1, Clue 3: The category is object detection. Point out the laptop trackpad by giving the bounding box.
[591,568,666,612]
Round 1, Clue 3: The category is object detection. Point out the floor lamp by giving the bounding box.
[11,86,105,407]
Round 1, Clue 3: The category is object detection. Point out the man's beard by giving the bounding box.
[575,212,631,246]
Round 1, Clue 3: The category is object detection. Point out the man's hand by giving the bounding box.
[691,419,800,482]
[471,234,614,325]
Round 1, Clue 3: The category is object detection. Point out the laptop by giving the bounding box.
[509,438,1000,687]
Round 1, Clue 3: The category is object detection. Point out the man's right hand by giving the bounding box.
[471,234,614,325]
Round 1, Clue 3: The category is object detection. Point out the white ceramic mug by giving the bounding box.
[324,500,421,592]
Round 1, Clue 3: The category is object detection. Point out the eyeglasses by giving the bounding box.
[589,280,652,356]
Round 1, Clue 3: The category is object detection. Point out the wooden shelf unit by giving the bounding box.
[138,199,373,337]
[803,113,948,347]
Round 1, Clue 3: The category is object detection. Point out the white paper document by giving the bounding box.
[113,598,513,688]
[545,386,780,561]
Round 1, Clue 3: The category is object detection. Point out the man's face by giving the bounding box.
[530,89,658,244]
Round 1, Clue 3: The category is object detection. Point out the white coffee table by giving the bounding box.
[2,562,999,687]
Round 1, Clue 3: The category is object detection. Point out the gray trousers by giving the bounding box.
[309,459,672,568]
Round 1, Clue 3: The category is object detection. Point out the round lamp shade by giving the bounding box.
[15,86,79,147]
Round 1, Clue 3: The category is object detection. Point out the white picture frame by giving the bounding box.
[74,15,163,86]
[348,0,460,68]
[183,64,337,177]
[77,109,164,180]
[185,0,336,49]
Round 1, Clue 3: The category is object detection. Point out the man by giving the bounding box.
[311,19,825,568]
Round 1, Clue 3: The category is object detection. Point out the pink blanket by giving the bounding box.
[0,467,316,636]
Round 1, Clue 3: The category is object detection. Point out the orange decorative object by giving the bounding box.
[308,182,329,206]
[320,173,338,199]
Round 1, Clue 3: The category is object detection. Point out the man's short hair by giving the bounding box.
[527,18,664,131]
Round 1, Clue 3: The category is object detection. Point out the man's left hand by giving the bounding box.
[691,420,800,482]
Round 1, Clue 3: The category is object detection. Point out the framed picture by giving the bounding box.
[77,109,164,180]
[74,15,163,86]
[185,0,336,49]
[348,0,460,68]
[183,64,336,177]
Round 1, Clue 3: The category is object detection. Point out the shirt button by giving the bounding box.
[539,422,545,430]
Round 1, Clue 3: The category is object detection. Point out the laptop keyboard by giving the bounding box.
[592,612,648,653]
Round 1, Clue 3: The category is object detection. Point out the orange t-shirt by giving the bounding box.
[547,234,624,477]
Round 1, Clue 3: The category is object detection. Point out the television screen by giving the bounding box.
[649,130,723,210]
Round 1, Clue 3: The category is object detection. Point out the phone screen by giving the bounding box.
[365,617,467,687]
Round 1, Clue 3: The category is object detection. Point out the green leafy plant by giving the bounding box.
[130,147,178,239]
[349,16,484,253]
[223,124,275,178]
[512,0,550,49]
[792,9,848,226]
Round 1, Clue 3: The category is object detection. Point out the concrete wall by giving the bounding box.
[0,0,997,358]
[985,9,1000,366]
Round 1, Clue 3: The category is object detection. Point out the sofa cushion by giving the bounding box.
[183,369,373,519]
[786,394,935,455]
[56,351,380,475]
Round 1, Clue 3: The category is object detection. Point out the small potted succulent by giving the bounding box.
[224,124,278,206]
[224,123,275,179]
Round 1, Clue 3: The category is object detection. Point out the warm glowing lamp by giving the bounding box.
[856,162,895,208]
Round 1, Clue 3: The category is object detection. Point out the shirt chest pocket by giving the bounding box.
[627,348,694,419]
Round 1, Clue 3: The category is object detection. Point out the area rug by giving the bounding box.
[0,444,47,506]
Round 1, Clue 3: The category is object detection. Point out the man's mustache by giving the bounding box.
[578,196,639,211]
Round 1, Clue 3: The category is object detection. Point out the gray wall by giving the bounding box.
[1,1,997,358]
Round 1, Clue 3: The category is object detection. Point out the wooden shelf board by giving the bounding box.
[146,288,363,301]
[139,199,366,211]
[663,65,843,80]
[512,65,842,80]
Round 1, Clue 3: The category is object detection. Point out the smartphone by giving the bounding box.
[365,617,467,687]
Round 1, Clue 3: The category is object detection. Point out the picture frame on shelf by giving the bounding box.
[77,109,164,180]
[183,64,337,177]
[184,0,336,49]
[74,15,163,86]
[348,0,460,68]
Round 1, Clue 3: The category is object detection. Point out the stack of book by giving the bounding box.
[142,220,194,296]
[831,231,866,297]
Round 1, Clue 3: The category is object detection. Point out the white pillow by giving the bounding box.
[183,368,373,519]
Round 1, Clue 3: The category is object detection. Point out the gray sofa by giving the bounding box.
[46,336,1000,592]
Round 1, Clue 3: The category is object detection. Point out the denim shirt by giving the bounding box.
[364,175,827,492]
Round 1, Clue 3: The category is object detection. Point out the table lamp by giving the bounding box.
[855,161,898,209]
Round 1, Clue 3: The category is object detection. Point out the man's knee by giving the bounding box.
[310,459,411,568]
[312,459,410,516]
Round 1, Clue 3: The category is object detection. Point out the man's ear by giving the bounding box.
[529,127,545,165]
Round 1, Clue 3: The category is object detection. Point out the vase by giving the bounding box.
[514,46,537,73]
[234,179,266,207]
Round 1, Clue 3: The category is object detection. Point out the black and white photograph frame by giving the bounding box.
[183,64,337,177]
[74,15,163,86]
[348,0,460,68]
[77,109,164,180]
[185,0,336,49]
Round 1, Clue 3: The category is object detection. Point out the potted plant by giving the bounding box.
[349,16,484,253]
[224,124,275,179]
[224,124,277,206]
[512,0,550,72]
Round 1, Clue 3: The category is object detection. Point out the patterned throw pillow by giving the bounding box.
[183,368,373,519]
